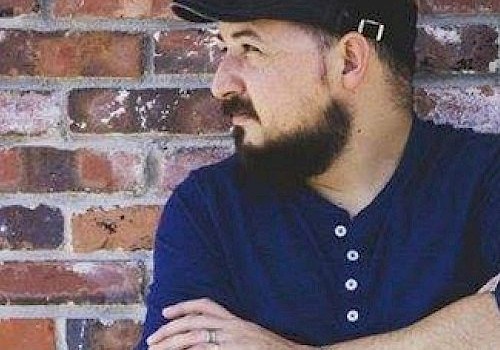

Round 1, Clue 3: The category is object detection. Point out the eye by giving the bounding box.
[242,44,261,54]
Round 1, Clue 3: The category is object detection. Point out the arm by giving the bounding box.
[144,288,499,350]
[321,291,500,350]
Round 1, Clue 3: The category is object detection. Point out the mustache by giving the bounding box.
[222,97,259,121]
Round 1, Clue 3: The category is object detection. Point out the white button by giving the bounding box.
[345,278,358,291]
[334,225,347,238]
[347,250,360,262]
[347,310,359,322]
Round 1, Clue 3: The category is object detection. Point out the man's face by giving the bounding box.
[212,20,352,185]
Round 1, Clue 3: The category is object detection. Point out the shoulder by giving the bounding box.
[418,118,499,176]
[167,154,250,212]
[174,154,241,196]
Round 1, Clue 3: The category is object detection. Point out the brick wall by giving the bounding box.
[0,0,498,349]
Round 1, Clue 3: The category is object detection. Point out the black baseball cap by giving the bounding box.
[170,0,417,72]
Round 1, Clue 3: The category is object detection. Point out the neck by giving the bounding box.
[308,110,414,217]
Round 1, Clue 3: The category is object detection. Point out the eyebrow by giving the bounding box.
[216,29,263,43]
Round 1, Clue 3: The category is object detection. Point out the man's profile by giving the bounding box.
[138,0,500,349]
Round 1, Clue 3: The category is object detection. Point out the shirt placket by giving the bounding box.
[333,221,364,328]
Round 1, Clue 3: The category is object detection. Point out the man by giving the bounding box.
[138,0,500,349]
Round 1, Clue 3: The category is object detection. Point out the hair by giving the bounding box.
[294,22,415,113]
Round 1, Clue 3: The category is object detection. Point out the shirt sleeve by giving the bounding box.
[135,174,239,349]
[478,145,500,312]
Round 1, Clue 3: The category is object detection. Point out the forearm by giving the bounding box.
[318,293,500,350]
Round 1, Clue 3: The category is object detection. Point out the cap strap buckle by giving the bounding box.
[357,19,385,42]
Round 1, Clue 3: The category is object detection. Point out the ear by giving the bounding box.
[338,32,371,91]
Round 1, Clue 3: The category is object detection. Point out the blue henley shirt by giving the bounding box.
[137,116,499,348]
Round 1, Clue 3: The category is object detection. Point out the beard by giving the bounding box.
[223,97,352,190]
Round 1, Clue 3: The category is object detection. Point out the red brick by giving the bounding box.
[0,205,64,250]
[0,91,62,137]
[417,0,500,14]
[23,147,75,192]
[0,147,145,193]
[71,205,161,252]
[0,319,55,350]
[0,262,143,304]
[0,31,143,77]
[53,0,174,18]
[154,29,222,74]
[0,0,38,17]
[161,146,233,192]
[415,25,498,73]
[67,319,142,350]
[69,89,229,134]
[75,149,145,193]
[0,149,23,191]
[414,85,500,133]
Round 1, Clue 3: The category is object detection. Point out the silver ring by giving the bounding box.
[207,329,217,344]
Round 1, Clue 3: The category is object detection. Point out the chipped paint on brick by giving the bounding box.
[418,86,500,133]
[71,262,99,275]
[423,25,461,44]
[0,92,62,136]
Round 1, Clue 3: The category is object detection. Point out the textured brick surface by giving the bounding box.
[23,147,75,192]
[71,205,161,252]
[0,262,143,304]
[0,147,145,193]
[67,319,142,350]
[417,0,500,14]
[155,29,222,74]
[53,0,174,18]
[0,319,55,350]
[0,149,23,191]
[414,85,500,133]
[69,89,229,134]
[0,31,143,77]
[0,0,38,17]
[0,205,64,250]
[75,149,145,193]
[0,91,63,137]
[161,146,233,192]
[415,25,498,73]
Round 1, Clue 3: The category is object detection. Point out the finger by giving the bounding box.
[148,329,215,350]
[188,344,220,350]
[163,298,235,320]
[147,314,227,345]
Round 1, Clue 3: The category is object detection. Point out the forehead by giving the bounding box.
[217,19,316,48]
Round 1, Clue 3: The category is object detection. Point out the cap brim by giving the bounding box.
[170,2,219,23]
[170,0,294,23]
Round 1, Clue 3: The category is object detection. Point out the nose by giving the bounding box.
[211,55,246,101]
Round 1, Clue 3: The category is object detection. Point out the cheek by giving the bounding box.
[251,66,328,131]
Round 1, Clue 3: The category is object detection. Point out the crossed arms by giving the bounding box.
[146,274,500,349]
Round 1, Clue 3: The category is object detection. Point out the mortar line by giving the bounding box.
[55,317,69,350]
[0,250,153,262]
[418,14,500,26]
[0,75,213,90]
[0,305,146,321]
[0,18,211,32]
[413,74,498,87]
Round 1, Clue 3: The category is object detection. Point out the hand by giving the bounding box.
[146,298,313,350]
